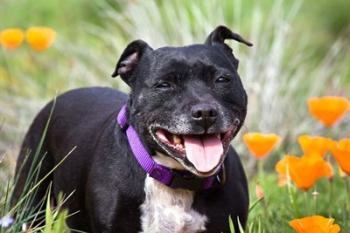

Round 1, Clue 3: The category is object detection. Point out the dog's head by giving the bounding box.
[112,26,252,177]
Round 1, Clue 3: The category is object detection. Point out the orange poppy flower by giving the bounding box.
[298,135,334,157]
[275,155,333,191]
[289,215,341,233]
[0,28,24,49]
[243,133,281,159]
[308,96,350,127]
[330,138,350,175]
[26,27,56,51]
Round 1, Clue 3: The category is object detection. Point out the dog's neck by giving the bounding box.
[153,151,185,170]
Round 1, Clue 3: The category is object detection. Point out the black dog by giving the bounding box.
[11,26,252,233]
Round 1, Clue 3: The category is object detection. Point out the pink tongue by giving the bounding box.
[183,135,223,173]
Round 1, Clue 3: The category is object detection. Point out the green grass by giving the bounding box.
[1,185,72,233]
[1,0,350,232]
[246,172,350,232]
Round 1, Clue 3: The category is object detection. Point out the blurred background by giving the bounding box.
[1,0,350,200]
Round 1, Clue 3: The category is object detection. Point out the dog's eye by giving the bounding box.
[154,81,172,89]
[215,75,231,83]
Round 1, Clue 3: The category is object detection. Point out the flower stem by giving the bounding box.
[303,191,308,214]
[345,177,350,218]
[328,179,333,215]
[287,183,300,217]
[313,189,318,214]
[258,160,264,179]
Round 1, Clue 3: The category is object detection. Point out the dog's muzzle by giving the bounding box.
[117,104,225,191]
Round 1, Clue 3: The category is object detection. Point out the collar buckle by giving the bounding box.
[149,164,173,185]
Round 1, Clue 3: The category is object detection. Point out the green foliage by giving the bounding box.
[246,174,349,232]
[0,0,110,34]
[41,191,69,233]
[229,215,235,233]
[0,103,75,232]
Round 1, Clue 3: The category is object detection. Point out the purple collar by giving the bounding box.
[117,104,223,191]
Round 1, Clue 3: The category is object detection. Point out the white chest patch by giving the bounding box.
[140,175,207,233]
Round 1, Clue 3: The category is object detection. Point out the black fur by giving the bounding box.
[11,26,251,233]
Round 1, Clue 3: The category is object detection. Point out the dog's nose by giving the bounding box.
[191,104,218,129]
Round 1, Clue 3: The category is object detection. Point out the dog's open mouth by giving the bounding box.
[153,128,234,174]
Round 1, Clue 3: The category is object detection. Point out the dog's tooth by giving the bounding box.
[216,134,221,139]
[173,135,182,144]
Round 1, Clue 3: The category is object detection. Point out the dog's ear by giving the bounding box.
[205,25,253,47]
[111,40,153,85]
[205,26,252,68]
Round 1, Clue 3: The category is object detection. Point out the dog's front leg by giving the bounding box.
[85,160,145,233]
[85,181,119,233]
